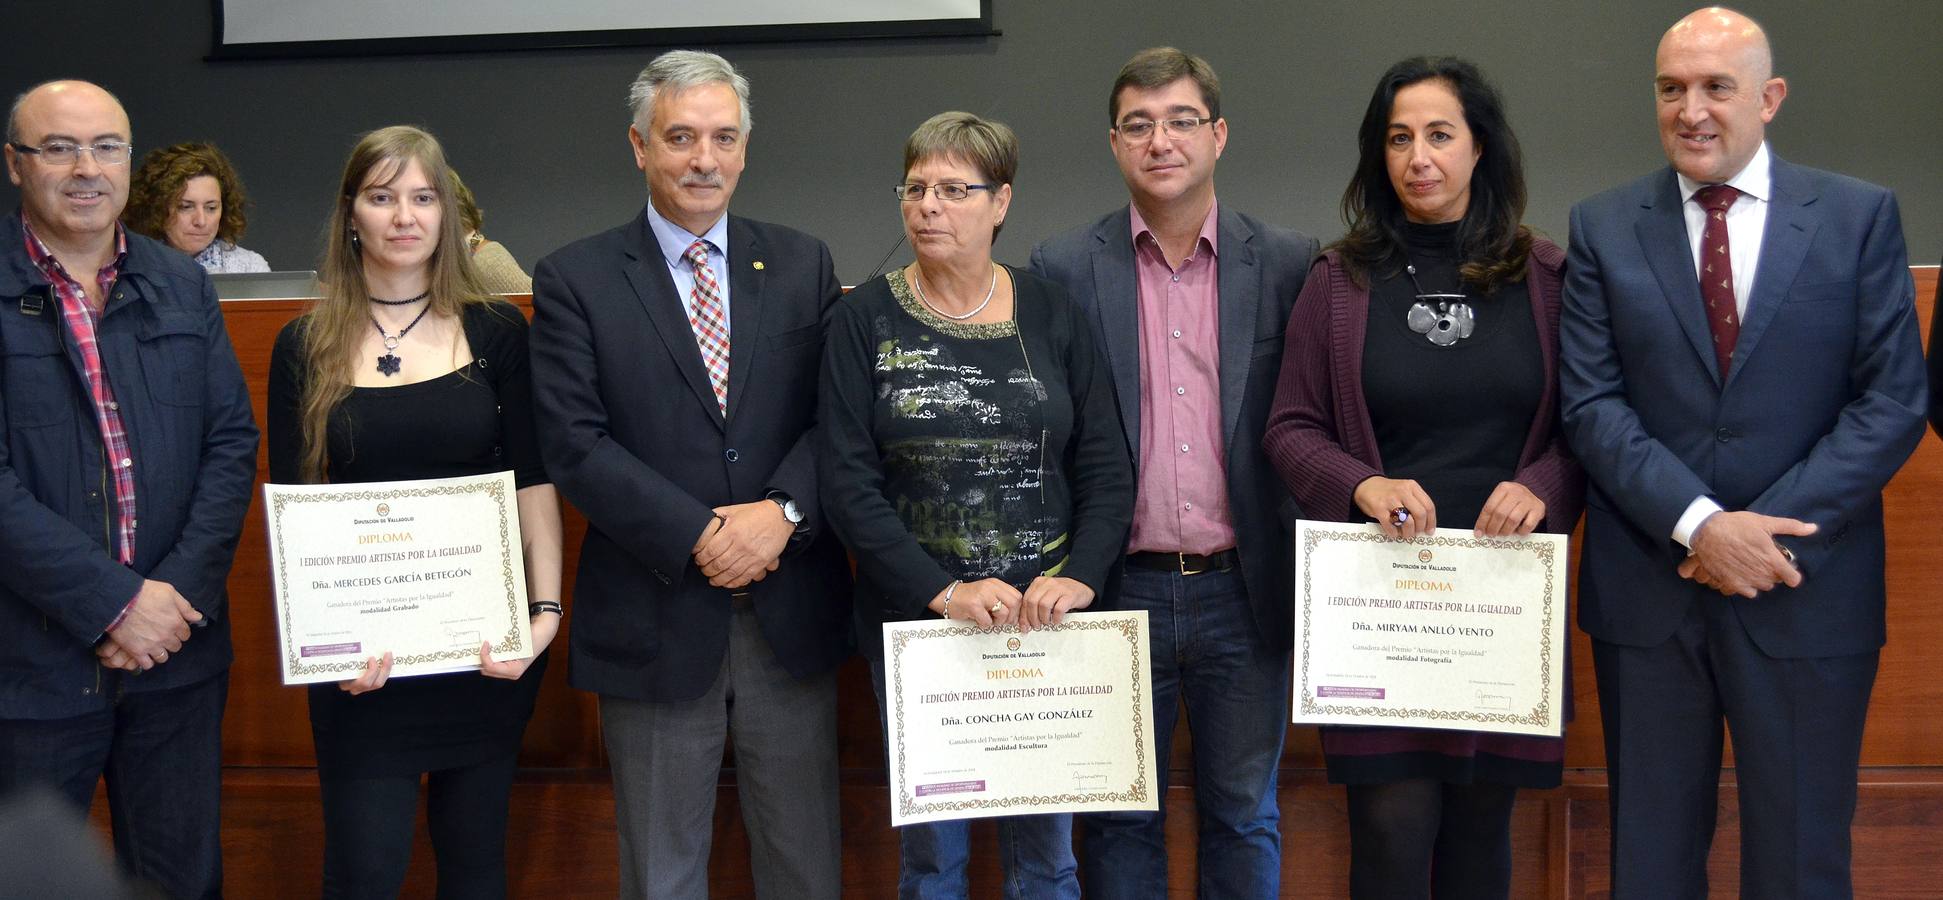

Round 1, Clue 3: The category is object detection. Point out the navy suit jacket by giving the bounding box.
[1560,157,1927,659]
[530,208,852,703]
[1030,206,1318,651]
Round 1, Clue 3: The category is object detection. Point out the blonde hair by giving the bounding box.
[295,125,493,482]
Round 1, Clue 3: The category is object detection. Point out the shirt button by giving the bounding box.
[725,449,739,462]
[1175,386,1185,395]
[1183,502,1193,511]
[1171,275,1180,283]
[1179,443,1189,453]
[120,458,132,468]
[1171,329,1182,339]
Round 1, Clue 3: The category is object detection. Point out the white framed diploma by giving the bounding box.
[1292,520,1566,737]
[263,471,533,685]
[882,610,1158,826]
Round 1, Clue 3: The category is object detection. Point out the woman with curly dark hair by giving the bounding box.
[125,141,270,272]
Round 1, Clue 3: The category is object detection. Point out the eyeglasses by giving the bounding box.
[8,140,134,167]
[893,182,993,202]
[1113,117,1215,142]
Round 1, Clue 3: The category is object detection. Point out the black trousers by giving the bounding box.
[319,753,519,900]
[1593,597,1877,900]
[1345,778,1517,899]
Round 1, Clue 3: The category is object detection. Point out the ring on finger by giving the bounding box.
[989,602,1004,615]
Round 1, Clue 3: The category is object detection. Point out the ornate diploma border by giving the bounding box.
[1295,527,1560,731]
[887,615,1152,820]
[268,476,526,680]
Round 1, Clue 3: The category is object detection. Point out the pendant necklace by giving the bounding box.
[912,263,997,321]
[369,303,432,376]
[1403,260,1476,347]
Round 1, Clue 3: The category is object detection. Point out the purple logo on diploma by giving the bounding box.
[1318,685,1386,700]
[301,642,361,657]
[916,780,987,797]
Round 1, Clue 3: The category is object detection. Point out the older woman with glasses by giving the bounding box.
[819,111,1132,899]
[1263,57,1585,898]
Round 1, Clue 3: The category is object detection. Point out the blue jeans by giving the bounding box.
[0,671,227,899]
[1082,566,1288,899]
[869,654,1080,900]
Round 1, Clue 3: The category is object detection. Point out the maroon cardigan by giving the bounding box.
[1263,238,1585,532]
[1261,237,1586,777]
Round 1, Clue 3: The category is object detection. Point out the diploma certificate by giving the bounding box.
[264,471,533,685]
[883,611,1158,826]
[1292,521,1566,737]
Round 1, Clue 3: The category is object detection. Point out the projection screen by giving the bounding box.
[213,0,992,58]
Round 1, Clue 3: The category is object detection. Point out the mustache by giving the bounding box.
[678,173,723,189]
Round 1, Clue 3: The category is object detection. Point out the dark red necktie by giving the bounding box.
[1694,184,1741,377]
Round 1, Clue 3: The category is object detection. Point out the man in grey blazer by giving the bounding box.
[528,51,851,900]
[1560,9,1926,897]
[1029,47,1317,900]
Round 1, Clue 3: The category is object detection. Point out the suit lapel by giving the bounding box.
[1634,171,1724,385]
[1728,158,1819,382]
[1089,211,1141,455]
[622,213,725,429]
[1214,207,1257,451]
[723,216,765,425]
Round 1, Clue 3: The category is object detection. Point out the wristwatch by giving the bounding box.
[767,490,805,527]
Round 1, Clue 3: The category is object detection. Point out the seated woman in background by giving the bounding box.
[267,125,562,899]
[820,111,1132,900]
[1262,57,1584,899]
[450,170,533,293]
[125,142,271,272]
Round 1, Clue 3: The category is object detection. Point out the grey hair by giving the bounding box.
[626,50,752,135]
[8,80,127,144]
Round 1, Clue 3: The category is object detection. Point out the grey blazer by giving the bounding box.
[1029,205,1318,650]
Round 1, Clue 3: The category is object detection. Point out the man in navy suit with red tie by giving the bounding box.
[1560,7,1927,897]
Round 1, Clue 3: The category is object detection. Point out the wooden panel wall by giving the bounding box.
[108,266,1940,896]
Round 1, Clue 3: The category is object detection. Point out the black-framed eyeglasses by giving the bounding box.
[8,140,134,167]
[893,182,993,202]
[1112,117,1215,142]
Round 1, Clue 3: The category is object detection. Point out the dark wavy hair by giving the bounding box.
[124,142,251,244]
[1333,57,1529,292]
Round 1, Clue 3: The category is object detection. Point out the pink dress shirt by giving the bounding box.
[1127,203,1236,556]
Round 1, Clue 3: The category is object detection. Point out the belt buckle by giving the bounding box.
[1178,553,1205,577]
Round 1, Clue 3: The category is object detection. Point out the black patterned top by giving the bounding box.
[819,266,1133,655]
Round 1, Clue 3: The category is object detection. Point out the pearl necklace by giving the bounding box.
[912,263,997,321]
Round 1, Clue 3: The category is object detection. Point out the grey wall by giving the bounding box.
[4,1,1937,283]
